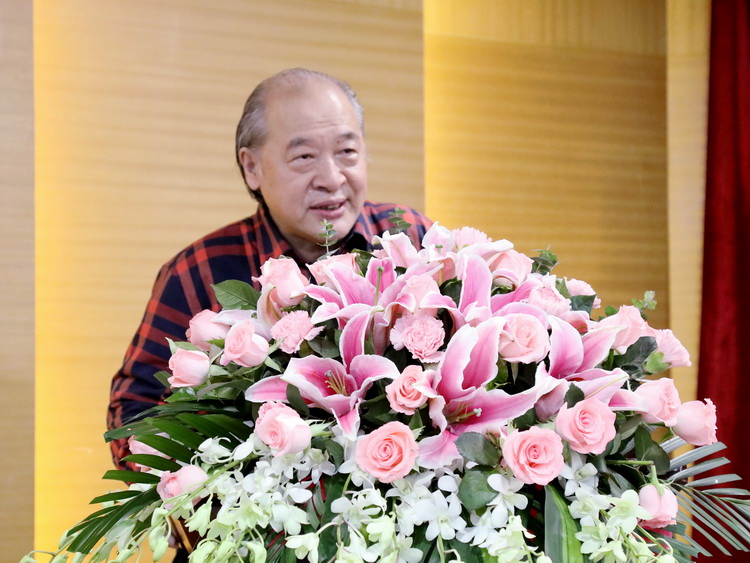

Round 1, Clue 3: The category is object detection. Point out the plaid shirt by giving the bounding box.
[107,201,432,467]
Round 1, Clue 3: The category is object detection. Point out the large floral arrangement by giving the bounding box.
[27,220,750,563]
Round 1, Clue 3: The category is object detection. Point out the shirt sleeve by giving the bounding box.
[106,261,198,469]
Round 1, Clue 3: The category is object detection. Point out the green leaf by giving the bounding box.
[286,384,310,416]
[148,419,207,450]
[614,336,658,377]
[531,248,558,275]
[643,350,670,375]
[89,490,141,505]
[101,470,160,484]
[308,335,340,358]
[570,295,596,315]
[670,457,731,482]
[455,433,501,466]
[458,467,497,511]
[634,426,670,474]
[121,454,182,472]
[544,485,584,563]
[177,412,251,442]
[564,384,585,407]
[135,434,194,463]
[670,441,726,471]
[512,407,537,431]
[211,280,260,310]
[68,489,160,553]
[153,370,171,388]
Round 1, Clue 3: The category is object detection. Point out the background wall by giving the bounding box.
[4,0,711,560]
[666,0,710,405]
[425,0,670,330]
[33,0,424,559]
[0,0,35,557]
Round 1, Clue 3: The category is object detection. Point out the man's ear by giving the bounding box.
[238,147,261,194]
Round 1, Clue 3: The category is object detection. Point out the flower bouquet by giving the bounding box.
[27,221,750,562]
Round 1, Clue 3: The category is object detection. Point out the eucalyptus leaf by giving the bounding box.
[570,295,596,315]
[458,467,497,511]
[613,336,658,377]
[455,432,500,466]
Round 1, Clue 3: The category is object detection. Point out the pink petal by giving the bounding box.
[547,316,584,378]
[434,324,478,401]
[417,430,461,469]
[459,255,492,313]
[335,407,361,439]
[245,375,289,402]
[609,389,649,412]
[579,326,621,372]
[490,277,543,312]
[329,266,377,307]
[340,309,372,369]
[462,317,505,390]
[348,355,400,391]
[365,257,396,295]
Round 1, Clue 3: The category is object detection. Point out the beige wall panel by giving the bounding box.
[425,0,665,55]
[425,32,669,328]
[34,0,423,556]
[667,0,710,401]
[1,1,35,559]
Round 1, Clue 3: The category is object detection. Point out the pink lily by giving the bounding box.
[245,353,400,438]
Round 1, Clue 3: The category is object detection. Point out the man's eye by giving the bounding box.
[296,153,314,160]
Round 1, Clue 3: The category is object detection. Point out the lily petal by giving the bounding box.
[417,430,461,469]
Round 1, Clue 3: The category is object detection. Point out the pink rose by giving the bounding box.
[385,365,436,415]
[634,378,681,426]
[156,465,209,506]
[390,314,445,362]
[308,254,359,287]
[488,249,533,289]
[220,320,269,368]
[503,427,564,485]
[598,305,656,353]
[186,309,231,352]
[556,398,616,455]
[271,311,324,354]
[355,421,419,483]
[255,401,312,456]
[565,278,602,310]
[498,313,550,364]
[254,257,308,307]
[654,329,692,368]
[168,348,210,388]
[638,484,678,529]
[673,399,717,446]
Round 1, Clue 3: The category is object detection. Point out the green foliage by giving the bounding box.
[613,336,658,378]
[455,432,501,466]
[458,467,498,511]
[544,485,584,563]
[387,207,412,234]
[317,219,338,256]
[211,280,260,310]
[531,248,558,275]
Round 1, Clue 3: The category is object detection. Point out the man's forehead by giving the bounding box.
[286,131,360,150]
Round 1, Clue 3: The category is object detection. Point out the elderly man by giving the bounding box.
[107,68,432,468]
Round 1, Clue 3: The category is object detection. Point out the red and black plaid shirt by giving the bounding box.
[107,201,432,467]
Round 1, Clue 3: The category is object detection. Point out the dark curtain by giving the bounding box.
[697,0,750,560]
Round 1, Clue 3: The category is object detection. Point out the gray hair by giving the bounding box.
[235,68,365,201]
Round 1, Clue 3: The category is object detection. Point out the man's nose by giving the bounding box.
[313,155,345,190]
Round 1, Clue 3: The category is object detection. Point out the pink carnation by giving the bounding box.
[271,311,324,354]
[390,314,445,362]
[565,277,602,310]
[452,226,491,247]
[526,283,571,317]
[654,329,692,368]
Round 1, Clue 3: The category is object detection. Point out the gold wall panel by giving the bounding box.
[34,0,424,556]
[667,0,710,402]
[1,1,35,558]
[425,0,669,328]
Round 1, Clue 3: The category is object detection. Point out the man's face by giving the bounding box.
[240,79,368,262]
